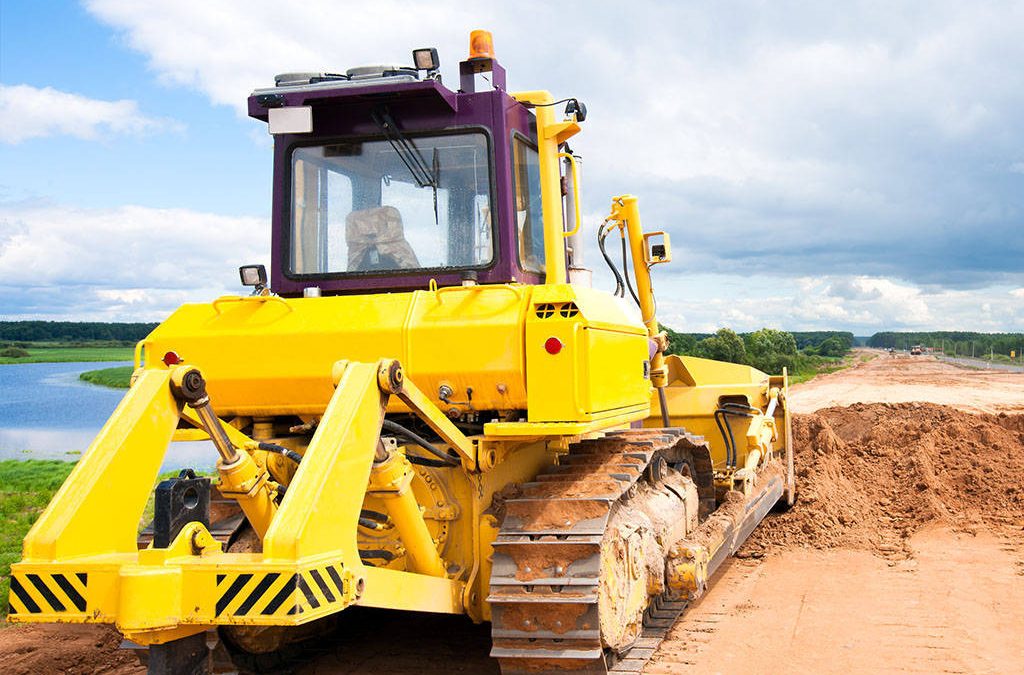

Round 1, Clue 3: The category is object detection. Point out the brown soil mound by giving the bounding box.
[0,624,142,675]
[745,402,1024,558]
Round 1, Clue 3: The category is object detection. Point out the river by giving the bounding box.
[0,361,215,470]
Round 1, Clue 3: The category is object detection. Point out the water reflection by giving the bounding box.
[0,361,215,471]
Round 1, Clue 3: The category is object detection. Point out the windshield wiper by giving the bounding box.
[371,107,436,189]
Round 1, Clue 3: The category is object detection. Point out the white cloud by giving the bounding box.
[650,272,1022,334]
[0,84,179,144]
[83,1,1024,291]
[0,202,266,321]
[22,1,1012,331]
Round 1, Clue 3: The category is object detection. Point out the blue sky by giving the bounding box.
[2,1,1024,333]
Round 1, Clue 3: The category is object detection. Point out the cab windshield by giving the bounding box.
[288,132,493,276]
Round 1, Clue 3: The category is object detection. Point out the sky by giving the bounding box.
[1,0,1023,334]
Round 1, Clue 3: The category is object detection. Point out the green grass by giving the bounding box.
[788,353,862,384]
[0,344,133,364]
[79,365,133,389]
[0,460,77,617]
[0,460,218,618]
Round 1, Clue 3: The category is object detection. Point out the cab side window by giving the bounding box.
[512,136,545,274]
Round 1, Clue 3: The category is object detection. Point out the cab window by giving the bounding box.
[289,132,493,276]
[512,136,544,274]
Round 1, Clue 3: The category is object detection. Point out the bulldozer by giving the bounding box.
[7,31,794,674]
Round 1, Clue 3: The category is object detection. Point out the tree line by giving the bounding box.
[662,326,853,375]
[0,321,158,344]
[868,331,1024,358]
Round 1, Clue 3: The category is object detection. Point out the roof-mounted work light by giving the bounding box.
[413,47,440,72]
[239,264,267,289]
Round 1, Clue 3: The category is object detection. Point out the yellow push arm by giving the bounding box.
[22,369,182,561]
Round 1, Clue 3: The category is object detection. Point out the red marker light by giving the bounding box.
[162,351,182,366]
[544,337,563,355]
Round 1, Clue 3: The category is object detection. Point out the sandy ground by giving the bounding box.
[3,353,1022,674]
[648,527,1024,674]
[789,351,1024,415]
[644,353,1024,674]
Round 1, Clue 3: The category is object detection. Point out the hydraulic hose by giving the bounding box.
[598,221,625,297]
[713,409,735,468]
[381,419,460,466]
[657,386,671,428]
[715,406,759,468]
[256,441,303,465]
[406,454,457,468]
[621,233,641,308]
[360,508,390,523]
[359,549,397,562]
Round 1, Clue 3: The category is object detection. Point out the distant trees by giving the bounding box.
[791,331,854,352]
[0,321,158,343]
[693,328,748,364]
[808,336,849,357]
[659,325,852,376]
[662,325,700,356]
[868,331,1024,359]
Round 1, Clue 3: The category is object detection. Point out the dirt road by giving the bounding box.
[3,354,1022,674]
[789,351,1024,415]
[644,355,1024,674]
[648,527,1024,674]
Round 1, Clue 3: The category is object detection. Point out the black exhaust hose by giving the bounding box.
[257,441,303,465]
[381,419,459,466]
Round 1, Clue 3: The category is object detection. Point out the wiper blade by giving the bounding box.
[371,107,435,189]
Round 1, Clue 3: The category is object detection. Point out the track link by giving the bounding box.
[488,428,713,675]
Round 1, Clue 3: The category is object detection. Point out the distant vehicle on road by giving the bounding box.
[910,345,923,355]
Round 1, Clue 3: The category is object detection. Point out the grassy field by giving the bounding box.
[0,344,133,364]
[0,460,76,616]
[0,460,209,618]
[79,365,133,388]
[788,351,869,385]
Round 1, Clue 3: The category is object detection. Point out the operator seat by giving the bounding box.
[345,206,420,271]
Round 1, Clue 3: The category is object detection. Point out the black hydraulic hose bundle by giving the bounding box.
[381,419,460,467]
[620,234,641,308]
[406,454,457,468]
[714,404,759,468]
[597,219,644,310]
[598,221,625,298]
[256,441,304,465]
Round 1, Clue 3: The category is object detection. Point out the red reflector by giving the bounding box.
[162,351,182,366]
[544,337,563,355]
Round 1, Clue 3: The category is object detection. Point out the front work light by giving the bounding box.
[239,264,267,287]
[413,47,440,71]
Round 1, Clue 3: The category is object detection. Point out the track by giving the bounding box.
[488,428,734,674]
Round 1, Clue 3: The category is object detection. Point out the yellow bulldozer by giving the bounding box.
[8,31,794,674]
